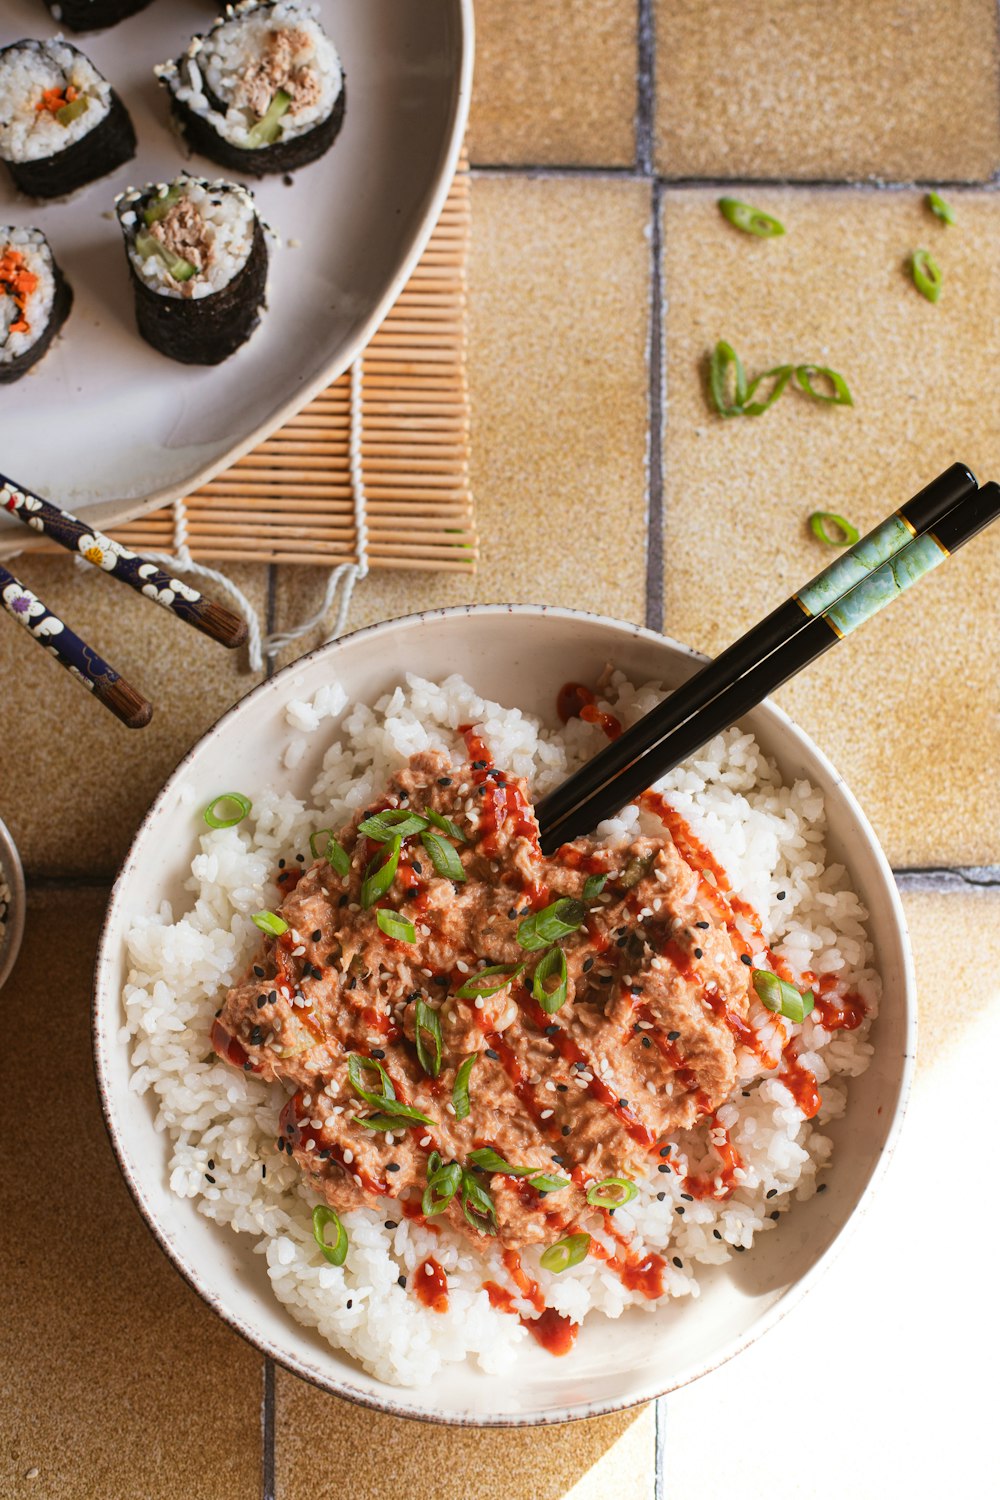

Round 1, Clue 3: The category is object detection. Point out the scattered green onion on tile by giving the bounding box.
[927,191,955,226]
[794,365,854,406]
[810,510,860,547]
[911,248,943,303]
[718,197,785,238]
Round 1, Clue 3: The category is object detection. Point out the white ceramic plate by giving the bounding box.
[0,0,472,552]
[93,606,915,1425]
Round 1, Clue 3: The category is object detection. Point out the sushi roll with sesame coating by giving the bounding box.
[41,0,156,32]
[0,38,135,199]
[156,1,345,178]
[0,228,73,384]
[116,175,269,365]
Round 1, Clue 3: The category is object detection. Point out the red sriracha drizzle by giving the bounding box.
[556,682,623,741]
[414,1256,449,1313]
[460,727,539,853]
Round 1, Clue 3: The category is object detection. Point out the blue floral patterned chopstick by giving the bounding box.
[0,562,152,728]
[0,473,247,649]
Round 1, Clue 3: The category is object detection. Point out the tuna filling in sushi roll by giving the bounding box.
[116,176,269,365]
[0,38,136,199]
[157,0,345,177]
[42,0,156,32]
[0,228,73,384]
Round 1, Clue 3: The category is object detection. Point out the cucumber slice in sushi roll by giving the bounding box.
[156,1,345,178]
[42,0,156,31]
[116,176,270,365]
[0,38,136,199]
[0,228,73,385]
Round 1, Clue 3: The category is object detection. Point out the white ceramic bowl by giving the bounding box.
[93,605,915,1425]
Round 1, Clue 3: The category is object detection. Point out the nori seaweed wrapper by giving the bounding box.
[1,87,136,200]
[126,216,269,366]
[166,78,346,179]
[43,0,156,32]
[0,252,73,386]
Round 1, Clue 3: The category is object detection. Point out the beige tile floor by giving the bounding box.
[655,0,1000,181]
[3,2,999,1496]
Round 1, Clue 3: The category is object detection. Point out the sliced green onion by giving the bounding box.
[529,1173,571,1194]
[452,1053,477,1120]
[347,1052,396,1105]
[794,365,854,406]
[709,340,748,417]
[425,807,467,842]
[454,963,525,1000]
[204,793,251,829]
[927,191,955,226]
[586,1176,638,1209]
[467,1147,534,1177]
[752,968,816,1024]
[311,1204,348,1266]
[911,248,942,304]
[376,908,416,944]
[540,1233,591,1274]
[532,946,569,1014]
[414,997,442,1078]
[460,1170,497,1235]
[356,1113,413,1132]
[360,836,401,909]
[358,809,428,842]
[810,510,860,547]
[420,830,466,882]
[718,197,785,238]
[517,897,586,951]
[422,1159,462,1216]
[742,364,793,416]
[252,910,288,937]
[355,1098,435,1127]
[582,874,607,899]
[309,827,350,877]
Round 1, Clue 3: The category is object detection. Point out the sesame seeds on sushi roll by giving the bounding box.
[41,0,156,32]
[0,38,136,199]
[156,1,345,178]
[116,175,270,365]
[0,228,73,384]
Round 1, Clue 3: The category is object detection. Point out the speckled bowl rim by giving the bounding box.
[0,814,26,994]
[92,603,916,1427]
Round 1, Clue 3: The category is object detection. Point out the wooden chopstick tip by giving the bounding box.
[100,677,154,730]
[196,599,250,650]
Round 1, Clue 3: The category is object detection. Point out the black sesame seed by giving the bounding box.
[208,1159,215,1169]
[734,1245,746,1253]
[311,930,322,942]
[680,1193,693,1202]
[397,1275,407,1288]
[615,934,629,948]
[268,989,277,1003]
[675,1205,685,1213]
[545,1025,559,1036]
[742,1090,751,1098]
[556,1083,568,1093]
[347,977,357,991]
[386,1163,401,1173]
[776,891,786,900]
[642,1036,652,1049]
[712,1229,722,1240]
[214,1008,222,1018]
[256,995,267,1009]
[243,1062,252,1071]
[667,1030,680,1041]
[346,1298,353,1308]
[659,1146,672,1157]
[672,1256,683,1269]
[582,958,595,972]
[694,921,709,930]
[561,1126,571,1136]
[770,1210,780,1221]
[250,1026,264,1046]
[205,1173,216,1184]
[296,854,305,863]
[520,906,531,916]
[629,984,642,995]
[658,1165,671,1174]
[740,953,752,966]
[765,1188,777,1199]
[384,1220,398,1230]
[278,859,286,869]
[253,964,265,978]
[338,894,349,908]
[319,1149,331,1160]
[371,1048,385,1059]
[507,907,518,920]
[412,861,423,875]
[656,1191,666,1201]
[472,760,487,770]
[551,1155,565,1165]
[817,1182,828,1193]
[485,1048,500,1061]
[693,948,703,960]
[437,776,453,786]
[406,888,420,898]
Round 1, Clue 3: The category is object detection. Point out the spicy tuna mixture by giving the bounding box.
[212,729,760,1269]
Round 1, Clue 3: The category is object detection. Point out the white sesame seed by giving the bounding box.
[544,1081,557,1092]
[292,945,306,957]
[653,898,662,911]
[474,998,484,1010]
[456,960,470,974]
[420,1135,431,1147]
[305,1139,316,1151]
[353,1173,362,1186]
[637,1020,653,1030]
[540,1108,554,1119]
[343,1149,354,1164]
[419,924,431,937]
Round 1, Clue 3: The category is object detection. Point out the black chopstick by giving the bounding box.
[536,462,977,846]
[537,474,999,853]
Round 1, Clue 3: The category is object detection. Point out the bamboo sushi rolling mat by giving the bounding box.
[27,156,475,575]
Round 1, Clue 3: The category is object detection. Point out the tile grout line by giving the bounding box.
[654,1397,668,1500]
[645,180,665,634]
[636,0,655,176]
[470,162,1000,192]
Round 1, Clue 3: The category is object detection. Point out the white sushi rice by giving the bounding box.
[123,672,878,1387]
[116,178,258,299]
[0,39,111,162]
[159,0,343,149]
[0,228,56,363]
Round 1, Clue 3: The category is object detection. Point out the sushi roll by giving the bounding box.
[0,39,136,199]
[116,175,269,365]
[42,0,156,31]
[156,1,345,178]
[0,228,73,385]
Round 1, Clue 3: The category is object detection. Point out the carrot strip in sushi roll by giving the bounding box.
[0,228,72,384]
[42,0,156,31]
[0,38,135,199]
[156,1,346,178]
[116,175,270,365]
